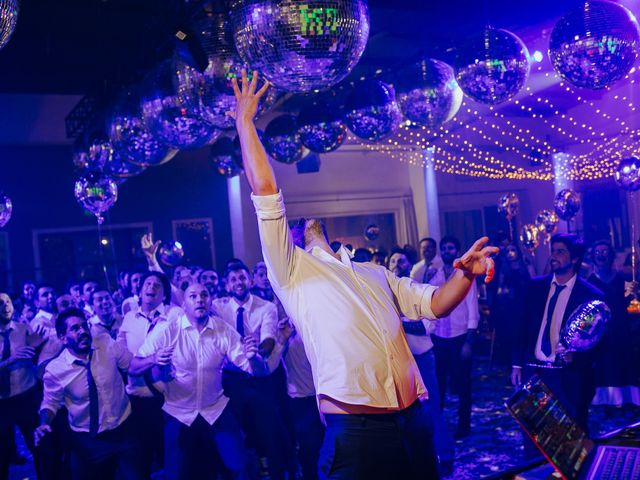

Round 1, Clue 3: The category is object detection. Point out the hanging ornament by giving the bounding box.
[0,193,12,228]
[520,224,540,252]
[535,209,560,240]
[497,193,520,221]
[159,241,185,267]
[554,189,581,221]
[344,80,402,142]
[0,0,18,51]
[614,157,640,191]
[264,115,305,164]
[364,224,380,241]
[298,100,347,153]
[74,172,118,224]
[72,133,113,173]
[104,151,147,179]
[210,136,243,177]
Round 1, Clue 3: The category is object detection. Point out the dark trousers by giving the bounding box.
[37,407,71,480]
[68,415,143,480]
[164,410,253,480]
[0,386,41,480]
[318,400,439,480]
[290,396,324,480]
[130,395,164,478]
[223,366,294,480]
[433,334,472,429]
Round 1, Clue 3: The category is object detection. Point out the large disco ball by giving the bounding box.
[108,88,177,167]
[396,59,463,128]
[74,171,118,224]
[455,27,530,104]
[0,193,12,228]
[159,241,185,267]
[614,157,640,191]
[210,136,243,177]
[298,100,347,153]
[140,59,221,149]
[264,114,305,164]
[344,80,402,141]
[104,151,147,179]
[0,0,18,51]
[554,188,581,221]
[230,0,370,93]
[550,1,640,90]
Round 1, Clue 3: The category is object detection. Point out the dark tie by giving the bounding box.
[146,310,161,334]
[236,307,245,337]
[541,282,567,357]
[0,329,12,397]
[74,351,99,436]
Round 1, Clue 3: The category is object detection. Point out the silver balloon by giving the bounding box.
[264,114,305,164]
[454,26,530,104]
[554,189,581,221]
[520,224,540,251]
[72,134,113,173]
[298,100,347,153]
[535,209,560,236]
[364,224,380,241]
[210,136,242,177]
[614,157,640,192]
[159,241,185,267]
[396,58,463,128]
[344,80,402,141]
[497,193,520,221]
[550,1,640,90]
[560,300,611,352]
[0,193,12,228]
[74,171,118,224]
[104,151,147,179]
[0,0,18,51]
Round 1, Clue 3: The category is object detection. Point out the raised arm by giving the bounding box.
[231,70,277,196]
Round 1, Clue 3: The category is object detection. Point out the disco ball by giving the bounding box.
[497,192,520,221]
[210,136,243,177]
[140,59,221,149]
[550,1,640,90]
[72,133,113,173]
[159,241,185,267]
[264,114,305,164]
[344,80,402,141]
[104,151,147,179]
[298,100,347,153]
[554,188,582,221]
[0,193,12,228]
[108,87,178,167]
[455,27,530,104]
[74,171,118,224]
[614,156,640,191]
[230,0,370,93]
[535,209,559,237]
[396,59,463,128]
[0,0,18,51]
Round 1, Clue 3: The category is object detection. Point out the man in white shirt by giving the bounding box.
[34,308,142,480]
[411,237,444,284]
[89,290,121,340]
[81,280,99,317]
[430,236,480,439]
[130,282,267,480]
[231,71,498,480]
[31,284,58,337]
[121,271,144,317]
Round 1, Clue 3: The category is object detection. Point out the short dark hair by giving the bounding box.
[353,248,372,263]
[440,235,461,252]
[551,233,585,271]
[419,237,436,248]
[290,218,329,249]
[56,307,86,337]
[224,261,250,279]
[197,269,219,283]
[89,289,111,306]
[592,239,615,263]
[139,271,171,305]
[36,283,56,296]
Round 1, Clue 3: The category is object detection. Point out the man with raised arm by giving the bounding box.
[231,70,498,480]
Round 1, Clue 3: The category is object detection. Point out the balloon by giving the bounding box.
[554,189,581,221]
[298,100,347,153]
[497,193,520,221]
[74,172,118,224]
[560,300,611,352]
[210,136,242,177]
[535,209,560,237]
[104,151,147,179]
[519,224,540,251]
[0,193,12,228]
[0,0,19,51]
[264,115,305,164]
[364,224,380,241]
[614,157,640,192]
[159,241,185,267]
[72,133,113,173]
[344,80,402,141]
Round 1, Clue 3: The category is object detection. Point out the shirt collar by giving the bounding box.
[309,245,351,266]
[552,273,578,290]
[178,314,215,332]
[0,320,14,333]
[37,309,53,320]
[137,303,165,320]
[231,295,253,313]
[62,346,94,366]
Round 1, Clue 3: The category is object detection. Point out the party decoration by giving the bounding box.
[230,0,370,93]
[549,1,640,90]
[344,80,402,141]
[396,59,463,128]
[74,172,118,224]
[535,209,559,237]
[0,193,12,228]
[614,157,640,191]
[627,298,640,314]
[364,224,380,241]
[140,59,220,149]
[0,0,18,51]
[264,114,305,164]
[454,26,530,105]
[159,241,185,267]
[104,151,147,179]
[210,136,243,177]
[497,193,520,221]
[72,134,113,173]
[519,224,540,251]
[559,300,611,353]
[298,100,347,153]
[108,88,177,167]
[554,188,581,221]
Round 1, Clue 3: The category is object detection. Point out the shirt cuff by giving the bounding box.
[251,190,286,220]
[419,285,438,320]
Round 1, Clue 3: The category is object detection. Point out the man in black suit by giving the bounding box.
[511,234,604,431]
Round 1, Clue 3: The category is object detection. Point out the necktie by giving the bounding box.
[236,307,245,337]
[74,351,99,436]
[541,282,567,357]
[0,329,12,397]
[146,310,161,334]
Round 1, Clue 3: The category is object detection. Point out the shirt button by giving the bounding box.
[389,354,394,360]
[383,329,388,334]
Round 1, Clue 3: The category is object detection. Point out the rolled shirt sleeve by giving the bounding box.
[40,370,64,416]
[383,269,438,320]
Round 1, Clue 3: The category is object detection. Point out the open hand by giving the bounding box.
[276,318,294,345]
[227,70,270,124]
[141,233,161,260]
[9,346,36,364]
[453,237,499,284]
[34,424,52,447]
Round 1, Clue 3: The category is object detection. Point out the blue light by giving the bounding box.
[532,50,544,62]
